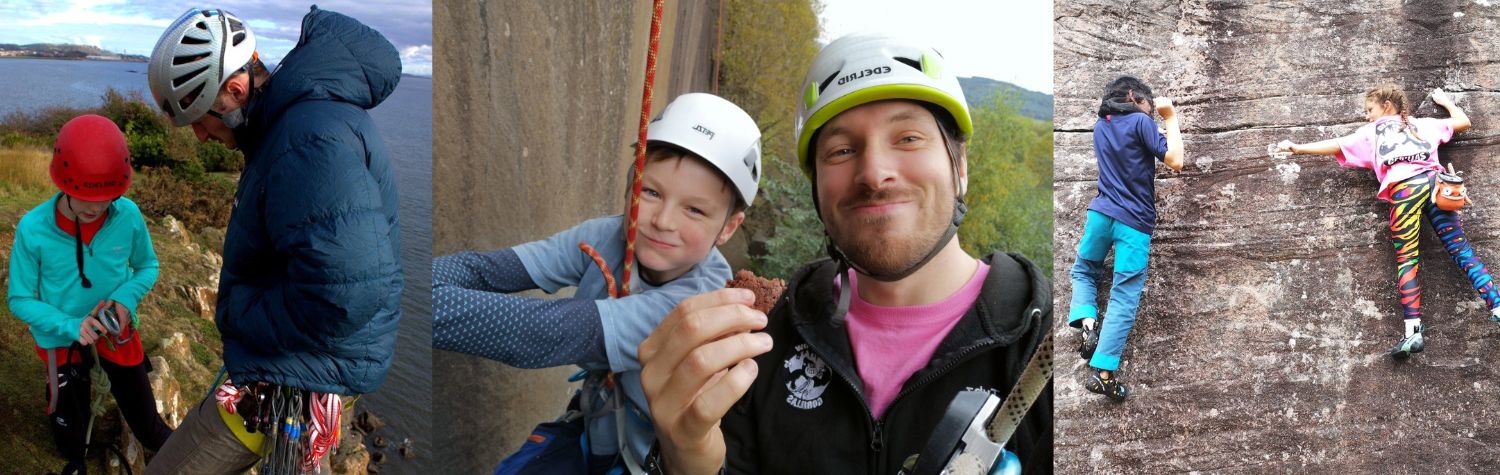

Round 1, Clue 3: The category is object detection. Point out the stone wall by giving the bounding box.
[430,1,718,472]
[1054,1,1500,471]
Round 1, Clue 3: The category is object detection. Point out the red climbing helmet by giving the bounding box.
[51,114,133,201]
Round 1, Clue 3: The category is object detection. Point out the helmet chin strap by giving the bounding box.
[63,195,93,289]
[826,197,965,326]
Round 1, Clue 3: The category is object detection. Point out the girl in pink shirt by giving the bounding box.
[1277,85,1498,358]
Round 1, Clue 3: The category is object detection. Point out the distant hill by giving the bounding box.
[0,43,147,62]
[959,76,1052,122]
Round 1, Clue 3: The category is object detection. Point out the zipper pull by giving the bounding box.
[871,421,884,453]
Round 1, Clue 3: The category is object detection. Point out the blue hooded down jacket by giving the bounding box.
[217,6,403,395]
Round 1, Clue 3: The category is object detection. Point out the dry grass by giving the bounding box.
[0,145,52,193]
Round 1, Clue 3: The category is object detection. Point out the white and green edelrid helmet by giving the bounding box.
[647,93,763,207]
[794,33,975,317]
[148,8,258,127]
[794,32,973,178]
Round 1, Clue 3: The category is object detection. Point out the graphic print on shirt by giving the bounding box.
[1376,120,1435,166]
[784,343,831,410]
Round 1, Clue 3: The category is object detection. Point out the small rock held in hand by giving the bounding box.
[725,269,786,314]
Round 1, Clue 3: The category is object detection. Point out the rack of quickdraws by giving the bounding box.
[216,379,342,474]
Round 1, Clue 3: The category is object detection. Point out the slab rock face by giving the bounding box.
[1054,1,1500,472]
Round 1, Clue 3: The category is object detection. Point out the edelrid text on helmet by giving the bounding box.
[794,33,973,179]
[148,8,258,127]
[51,115,133,201]
[646,93,763,207]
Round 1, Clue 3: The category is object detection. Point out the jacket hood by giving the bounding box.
[248,6,401,130]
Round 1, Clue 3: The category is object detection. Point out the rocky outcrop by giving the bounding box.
[330,405,371,474]
[1054,1,1500,472]
[160,216,221,320]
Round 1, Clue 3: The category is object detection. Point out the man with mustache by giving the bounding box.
[636,33,1053,474]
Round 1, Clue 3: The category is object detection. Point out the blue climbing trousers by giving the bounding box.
[1068,210,1153,371]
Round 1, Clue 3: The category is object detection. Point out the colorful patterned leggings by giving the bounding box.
[1388,172,1500,321]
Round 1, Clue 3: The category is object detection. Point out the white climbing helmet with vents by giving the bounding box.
[148,8,258,127]
[647,93,763,208]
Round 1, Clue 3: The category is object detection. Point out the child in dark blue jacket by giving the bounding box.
[1068,76,1184,401]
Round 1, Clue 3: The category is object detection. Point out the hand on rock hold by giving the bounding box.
[1154,97,1176,119]
[1276,140,1295,153]
[1432,88,1454,108]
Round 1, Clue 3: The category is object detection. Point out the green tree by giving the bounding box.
[719,0,826,279]
[959,92,1054,275]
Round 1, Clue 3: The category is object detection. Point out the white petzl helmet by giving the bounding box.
[149,8,258,127]
[794,33,972,179]
[647,93,763,207]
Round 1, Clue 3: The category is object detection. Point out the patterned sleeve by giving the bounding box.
[431,284,608,368]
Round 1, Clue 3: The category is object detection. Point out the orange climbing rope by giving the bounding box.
[579,242,619,299]
[583,0,666,298]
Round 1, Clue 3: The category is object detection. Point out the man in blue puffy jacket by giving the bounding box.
[143,6,403,472]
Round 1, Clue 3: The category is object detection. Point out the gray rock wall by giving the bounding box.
[1054,1,1500,471]
[431,1,716,473]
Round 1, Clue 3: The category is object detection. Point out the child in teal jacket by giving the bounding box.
[6,115,173,468]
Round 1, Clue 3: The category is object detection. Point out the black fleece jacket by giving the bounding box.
[723,252,1053,474]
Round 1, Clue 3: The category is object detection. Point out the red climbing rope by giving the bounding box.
[583,0,666,298]
[621,0,667,298]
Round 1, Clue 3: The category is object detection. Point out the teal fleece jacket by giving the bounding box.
[7,194,159,349]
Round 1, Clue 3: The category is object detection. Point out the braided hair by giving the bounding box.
[1366,84,1422,142]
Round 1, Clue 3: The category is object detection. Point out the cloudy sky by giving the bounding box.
[820,0,1052,94]
[0,0,432,76]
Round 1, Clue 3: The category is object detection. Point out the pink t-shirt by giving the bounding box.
[1337,116,1454,202]
[843,260,990,420]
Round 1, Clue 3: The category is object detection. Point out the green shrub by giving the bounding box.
[749,157,824,280]
[198,140,243,172]
[2,87,231,182]
[131,168,234,231]
[958,93,1054,275]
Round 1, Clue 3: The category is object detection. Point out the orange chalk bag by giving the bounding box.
[1434,162,1469,211]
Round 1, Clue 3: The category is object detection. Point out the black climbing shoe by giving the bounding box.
[1079,324,1099,361]
[1389,326,1425,359]
[1085,373,1128,401]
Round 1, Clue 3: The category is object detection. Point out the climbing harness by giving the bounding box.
[212,373,343,474]
[43,343,134,475]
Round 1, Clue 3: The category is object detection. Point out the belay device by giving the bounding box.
[908,333,1053,475]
